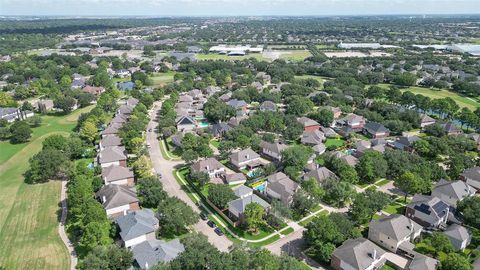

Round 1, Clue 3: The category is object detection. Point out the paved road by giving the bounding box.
[59,180,78,270]
[147,101,232,252]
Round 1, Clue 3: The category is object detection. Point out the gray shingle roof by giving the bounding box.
[191,158,224,173]
[96,185,138,209]
[364,122,389,134]
[259,141,288,155]
[230,148,260,164]
[303,167,337,183]
[443,224,470,242]
[432,179,474,203]
[226,173,247,184]
[98,146,127,164]
[461,166,480,181]
[301,130,325,145]
[116,209,158,241]
[228,194,269,214]
[233,185,253,198]
[333,238,386,270]
[101,165,134,183]
[297,117,320,127]
[408,253,438,270]
[100,135,122,148]
[369,214,421,242]
[132,239,184,268]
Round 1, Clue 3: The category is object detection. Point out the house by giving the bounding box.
[441,122,463,136]
[336,113,366,131]
[312,143,326,156]
[368,214,422,253]
[191,158,226,179]
[363,122,390,138]
[460,166,480,190]
[98,146,128,168]
[405,195,449,229]
[118,104,135,116]
[340,154,359,167]
[301,130,325,145]
[131,239,184,269]
[303,167,337,184]
[297,117,321,132]
[187,46,202,53]
[34,99,55,113]
[101,123,122,137]
[209,123,231,138]
[226,99,248,112]
[115,69,131,78]
[117,81,135,91]
[116,209,159,247]
[321,127,338,138]
[99,135,122,150]
[71,77,86,89]
[443,224,471,251]
[96,184,139,217]
[259,101,277,112]
[126,97,139,107]
[328,106,342,119]
[176,115,197,132]
[228,115,247,127]
[259,141,288,161]
[431,179,475,207]
[111,114,128,125]
[224,173,247,185]
[264,172,300,205]
[102,165,135,186]
[420,114,436,128]
[408,253,439,270]
[331,238,386,270]
[82,85,105,96]
[228,191,269,224]
[233,185,254,199]
[229,148,261,170]
[0,107,33,122]
[391,136,421,152]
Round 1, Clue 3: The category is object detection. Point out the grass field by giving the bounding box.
[294,75,328,87]
[0,106,93,270]
[278,50,312,61]
[150,72,175,87]
[376,84,480,111]
[195,53,268,61]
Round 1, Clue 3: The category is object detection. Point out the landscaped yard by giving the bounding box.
[374,179,390,187]
[383,203,405,215]
[0,106,92,270]
[324,138,345,148]
[298,210,328,227]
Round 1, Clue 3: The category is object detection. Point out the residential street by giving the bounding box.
[147,101,232,252]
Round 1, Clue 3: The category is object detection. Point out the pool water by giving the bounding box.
[252,182,266,192]
[198,122,209,128]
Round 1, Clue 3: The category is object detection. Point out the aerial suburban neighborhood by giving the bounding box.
[0,2,480,270]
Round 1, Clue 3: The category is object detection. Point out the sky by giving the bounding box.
[0,0,479,16]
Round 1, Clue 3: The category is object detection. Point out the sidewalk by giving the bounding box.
[59,180,77,270]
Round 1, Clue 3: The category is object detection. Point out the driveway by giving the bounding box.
[147,101,232,252]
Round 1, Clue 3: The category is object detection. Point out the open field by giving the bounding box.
[324,51,392,58]
[150,71,176,87]
[275,50,312,61]
[0,107,92,270]
[195,53,268,61]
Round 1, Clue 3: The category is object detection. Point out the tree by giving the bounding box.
[431,232,455,255]
[301,177,324,202]
[286,96,314,116]
[281,145,313,178]
[26,115,42,127]
[24,148,71,184]
[309,108,334,127]
[208,184,236,209]
[244,202,266,234]
[250,249,280,270]
[80,120,98,143]
[54,96,76,113]
[168,234,224,270]
[349,190,392,225]
[79,221,113,253]
[137,176,167,208]
[181,149,198,164]
[292,190,316,218]
[322,178,355,207]
[394,171,423,202]
[132,155,153,179]
[203,98,235,122]
[356,151,387,183]
[440,253,471,270]
[80,245,133,270]
[304,215,345,262]
[457,196,480,228]
[190,171,210,187]
[9,121,32,143]
[157,196,198,237]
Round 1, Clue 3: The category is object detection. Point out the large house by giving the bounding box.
[176,115,197,132]
[336,113,366,131]
[0,107,34,122]
[228,187,270,225]
[303,167,337,184]
[301,130,325,145]
[431,179,475,207]
[363,122,390,138]
[96,184,139,217]
[331,238,386,270]
[443,224,471,251]
[131,239,184,269]
[209,123,231,138]
[441,122,463,136]
[99,135,122,150]
[190,158,226,179]
[405,195,449,229]
[101,123,123,137]
[116,209,159,247]
[98,146,128,168]
[264,172,300,205]
[297,117,321,132]
[102,165,135,186]
[420,114,436,128]
[34,99,55,113]
[82,85,106,96]
[229,148,261,170]
[460,166,480,190]
[368,214,422,254]
[259,141,288,161]
[259,101,277,112]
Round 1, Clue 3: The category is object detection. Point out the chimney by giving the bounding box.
[102,196,107,203]
[372,249,377,260]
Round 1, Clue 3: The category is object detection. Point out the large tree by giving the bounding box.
[208,184,236,209]
[457,196,480,228]
[394,171,423,202]
[157,196,198,237]
[356,151,387,184]
[244,202,266,234]
[9,120,32,143]
[137,176,167,208]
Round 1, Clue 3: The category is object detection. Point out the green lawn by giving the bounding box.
[278,50,312,61]
[294,75,327,87]
[196,53,268,61]
[383,203,405,215]
[150,71,175,86]
[324,138,345,148]
[210,139,220,148]
[375,179,390,187]
[280,227,294,236]
[298,210,328,227]
[0,107,91,270]
[376,83,480,111]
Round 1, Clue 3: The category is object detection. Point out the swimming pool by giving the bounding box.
[198,122,209,128]
[251,181,266,193]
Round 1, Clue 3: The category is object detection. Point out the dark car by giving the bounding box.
[214,228,224,236]
[200,212,208,220]
[207,220,216,228]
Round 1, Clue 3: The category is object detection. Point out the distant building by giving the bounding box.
[82,85,105,96]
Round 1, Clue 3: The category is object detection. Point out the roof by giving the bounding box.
[304,167,337,183]
[228,194,270,214]
[191,158,224,173]
[102,123,123,136]
[259,141,288,155]
[226,99,247,109]
[100,135,122,148]
[225,173,247,184]
[98,146,127,163]
[341,155,359,167]
[116,209,158,241]
[408,253,438,270]
[364,122,389,134]
[132,239,184,268]
[301,130,325,145]
[209,123,231,136]
[102,165,134,183]
[369,214,422,242]
[176,115,197,126]
[394,136,420,149]
[233,185,253,198]
[117,81,135,90]
[443,224,471,242]
[461,166,480,181]
[96,185,138,209]
[408,195,449,220]
[297,117,320,127]
[312,143,326,154]
[420,114,436,123]
[432,179,475,203]
[230,148,260,164]
[441,122,462,134]
[266,173,299,201]
[259,101,277,111]
[333,238,386,270]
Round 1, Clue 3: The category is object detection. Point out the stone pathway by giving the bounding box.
[59,180,77,270]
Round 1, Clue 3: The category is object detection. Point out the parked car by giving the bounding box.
[214,228,224,236]
[207,220,216,228]
[200,212,208,220]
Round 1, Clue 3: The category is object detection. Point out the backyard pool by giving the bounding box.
[251,181,266,192]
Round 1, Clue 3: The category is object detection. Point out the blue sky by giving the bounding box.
[1,0,479,16]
